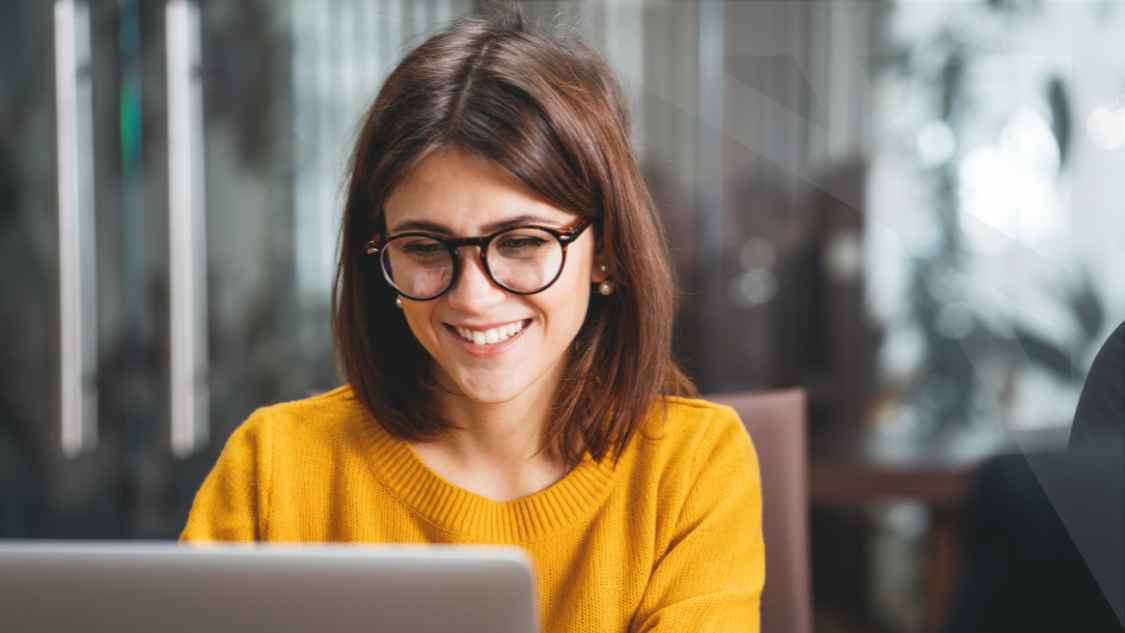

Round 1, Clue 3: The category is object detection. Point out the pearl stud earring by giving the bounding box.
[594,264,614,295]
[395,297,403,308]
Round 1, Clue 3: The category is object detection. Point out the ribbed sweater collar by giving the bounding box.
[358,417,619,543]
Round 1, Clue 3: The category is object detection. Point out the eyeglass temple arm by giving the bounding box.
[558,218,592,243]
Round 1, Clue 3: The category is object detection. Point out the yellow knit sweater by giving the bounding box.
[181,386,764,633]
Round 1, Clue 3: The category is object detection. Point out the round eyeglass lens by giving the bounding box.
[382,236,454,298]
[487,228,564,293]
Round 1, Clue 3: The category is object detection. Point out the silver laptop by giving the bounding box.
[0,542,536,633]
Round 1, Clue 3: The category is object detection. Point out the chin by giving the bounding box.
[452,375,534,405]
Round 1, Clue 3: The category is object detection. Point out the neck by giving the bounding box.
[409,363,573,502]
[436,392,556,464]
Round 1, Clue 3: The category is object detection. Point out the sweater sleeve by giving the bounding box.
[179,409,274,542]
[631,405,766,633]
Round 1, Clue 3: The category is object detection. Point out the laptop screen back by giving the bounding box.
[0,543,536,633]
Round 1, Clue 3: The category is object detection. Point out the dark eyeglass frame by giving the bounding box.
[365,217,593,301]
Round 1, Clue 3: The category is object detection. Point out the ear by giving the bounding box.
[590,231,610,283]
[591,260,609,284]
[591,248,611,284]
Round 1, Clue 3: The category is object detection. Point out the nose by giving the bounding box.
[444,246,506,313]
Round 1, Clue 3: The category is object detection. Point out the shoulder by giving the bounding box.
[182,385,373,542]
[651,396,750,444]
[228,385,370,452]
[634,396,756,475]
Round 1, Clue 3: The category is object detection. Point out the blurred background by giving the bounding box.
[0,0,1122,632]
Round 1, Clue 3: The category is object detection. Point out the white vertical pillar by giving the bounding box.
[167,0,209,458]
[698,0,726,390]
[55,0,98,458]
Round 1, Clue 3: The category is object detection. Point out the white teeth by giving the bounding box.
[455,321,525,345]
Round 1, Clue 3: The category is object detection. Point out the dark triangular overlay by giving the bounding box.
[722,55,829,128]
[1027,450,1125,628]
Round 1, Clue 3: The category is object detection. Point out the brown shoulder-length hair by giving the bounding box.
[333,9,695,463]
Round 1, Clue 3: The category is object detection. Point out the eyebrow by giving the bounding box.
[388,214,564,236]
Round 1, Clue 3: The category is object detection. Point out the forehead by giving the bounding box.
[383,149,577,235]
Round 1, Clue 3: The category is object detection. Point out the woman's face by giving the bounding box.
[382,149,605,406]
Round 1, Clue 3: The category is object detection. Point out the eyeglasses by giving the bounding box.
[365,218,592,301]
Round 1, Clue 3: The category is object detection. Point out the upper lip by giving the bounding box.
[445,319,528,332]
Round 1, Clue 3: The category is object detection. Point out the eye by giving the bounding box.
[403,242,445,254]
[496,236,547,250]
[391,237,451,264]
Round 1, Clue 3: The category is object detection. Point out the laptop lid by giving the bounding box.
[0,542,537,633]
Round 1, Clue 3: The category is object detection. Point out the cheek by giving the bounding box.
[401,305,439,348]
[542,260,593,333]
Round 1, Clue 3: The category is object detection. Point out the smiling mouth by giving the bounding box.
[451,320,526,346]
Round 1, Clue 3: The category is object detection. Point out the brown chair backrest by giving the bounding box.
[706,389,812,633]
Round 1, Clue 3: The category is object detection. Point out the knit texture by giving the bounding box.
[181,386,765,633]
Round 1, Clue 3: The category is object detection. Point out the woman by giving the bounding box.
[182,11,764,632]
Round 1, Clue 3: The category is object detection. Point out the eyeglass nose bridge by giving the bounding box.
[445,237,497,292]
[444,235,493,269]
[444,235,490,250]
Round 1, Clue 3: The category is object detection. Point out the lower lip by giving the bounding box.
[444,321,529,358]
